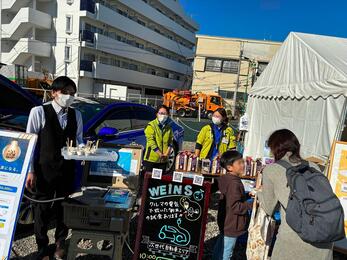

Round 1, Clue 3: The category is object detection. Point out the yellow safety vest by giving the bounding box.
[195,124,236,159]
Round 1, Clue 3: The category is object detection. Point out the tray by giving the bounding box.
[61,147,119,161]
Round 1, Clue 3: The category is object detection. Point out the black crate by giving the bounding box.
[63,201,133,232]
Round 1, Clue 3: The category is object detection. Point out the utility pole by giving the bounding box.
[232,41,244,118]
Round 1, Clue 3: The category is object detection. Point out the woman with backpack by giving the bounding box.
[257,129,344,260]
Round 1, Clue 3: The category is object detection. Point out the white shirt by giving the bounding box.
[26,100,84,172]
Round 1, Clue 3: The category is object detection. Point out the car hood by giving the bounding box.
[0,74,41,115]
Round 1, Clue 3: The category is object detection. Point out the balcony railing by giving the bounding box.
[80,0,95,14]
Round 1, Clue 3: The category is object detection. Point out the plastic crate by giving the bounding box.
[63,201,133,232]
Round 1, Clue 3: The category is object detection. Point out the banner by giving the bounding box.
[0,130,37,259]
[328,141,347,253]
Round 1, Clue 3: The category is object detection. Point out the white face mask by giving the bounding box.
[56,93,75,108]
[212,116,222,125]
[158,114,168,123]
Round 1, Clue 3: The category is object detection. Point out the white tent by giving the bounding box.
[244,32,347,160]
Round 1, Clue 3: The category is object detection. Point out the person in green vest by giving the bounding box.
[143,105,174,173]
[195,108,236,160]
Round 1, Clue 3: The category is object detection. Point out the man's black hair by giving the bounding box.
[220,150,243,169]
[51,76,77,93]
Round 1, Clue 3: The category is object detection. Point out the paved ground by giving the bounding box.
[10,194,227,260]
[10,193,347,260]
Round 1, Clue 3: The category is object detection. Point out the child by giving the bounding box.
[213,150,252,260]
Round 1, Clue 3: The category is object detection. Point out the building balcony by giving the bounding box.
[118,0,196,44]
[2,7,51,40]
[81,62,183,89]
[2,0,30,12]
[88,33,191,75]
[2,0,52,12]
[157,0,199,30]
[93,3,194,58]
[2,39,51,65]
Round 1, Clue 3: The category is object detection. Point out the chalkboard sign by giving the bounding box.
[134,174,211,260]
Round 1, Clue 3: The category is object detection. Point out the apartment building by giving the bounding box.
[0,0,198,98]
[192,35,281,102]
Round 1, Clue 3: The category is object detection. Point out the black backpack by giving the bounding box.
[277,160,345,243]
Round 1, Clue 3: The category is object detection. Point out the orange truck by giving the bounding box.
[163,90,224,118]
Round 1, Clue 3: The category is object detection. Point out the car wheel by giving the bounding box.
[166,145,177,172]
[177,109,186,117]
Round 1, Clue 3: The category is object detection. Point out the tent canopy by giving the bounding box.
[249,32,347,99]
[245,32,347,159]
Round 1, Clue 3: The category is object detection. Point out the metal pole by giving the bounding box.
[64,38,67,76]
[198,103,201,122]
[232,41,244,118]
[77,31,82,91]
[171,101,174,119]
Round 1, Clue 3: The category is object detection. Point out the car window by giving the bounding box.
[0,115,28,131]
[131,106,156,129]
[71,102,105,123]
[210,96,221,106]
[95,107,133,134]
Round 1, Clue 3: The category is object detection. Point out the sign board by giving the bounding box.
[328,141,347,254]
[134,174,211,260]
[0,130,37,259]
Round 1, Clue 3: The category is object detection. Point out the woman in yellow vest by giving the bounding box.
[143,105,174,173]
[195,108,236,160]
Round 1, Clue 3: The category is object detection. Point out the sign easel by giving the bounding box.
[134,173,211,260]
[0,130,37,259]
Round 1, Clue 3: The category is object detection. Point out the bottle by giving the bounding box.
[212,158,221,175]
[201,159,211,174]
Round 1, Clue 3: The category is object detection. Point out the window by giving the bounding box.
[148,69,156,75]
[257,62,269,76]
[137,19,146,26]
[121,61,129,69]
[95,108,133,134]
[129,64,138,71]
[99,56,109,65]
[210,96,221,105]
[64,45,72,62]
[83,53,95,61]
[222,60,239,74]
[205,58,222,72]
[66,15,73,33]
[85,23,91,31]
[131,107,156,129]
[136,42,144,49]
[219,90,234,99]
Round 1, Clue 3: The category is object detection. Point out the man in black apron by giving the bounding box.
[26,76,84,260]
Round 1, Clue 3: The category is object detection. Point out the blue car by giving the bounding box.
[0,75,184,171]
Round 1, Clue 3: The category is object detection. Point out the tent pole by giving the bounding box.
[333,97,347,142]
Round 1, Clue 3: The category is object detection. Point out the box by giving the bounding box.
[63,143,143,232]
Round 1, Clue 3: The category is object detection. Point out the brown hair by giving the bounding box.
[214,108,229,125]
[267,129,302,162]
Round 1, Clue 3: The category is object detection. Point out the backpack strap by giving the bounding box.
[276,160,294,169]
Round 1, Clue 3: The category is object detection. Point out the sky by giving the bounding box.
[180,0,347,42]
